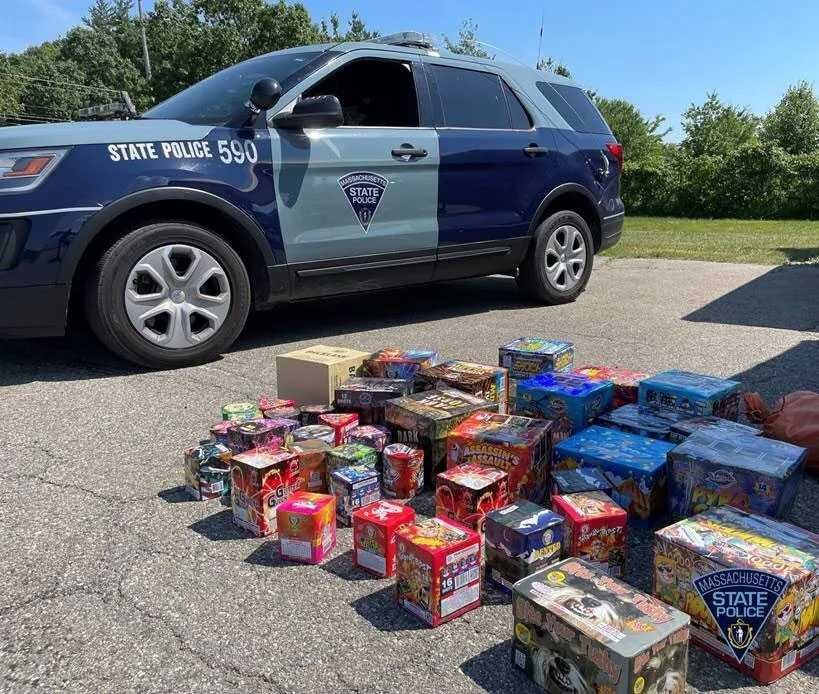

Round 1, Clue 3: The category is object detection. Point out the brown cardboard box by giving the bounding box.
[276,345,370,405]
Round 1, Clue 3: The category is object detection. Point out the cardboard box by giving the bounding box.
[276,345,369,406]
[330,464,381,526]
[654,506,819,683]
[436,463,510,535]
[352,500,416,577]
[335,377,412,424]
[183,441,232,500]
[667,415,762,443]
[554,425,675,524]
[292,425,336,446]
[512,559,690,693]
[667,430,806,520]
[418,360,509,414]
[596,403,687,441]
[498,337,574,379]
[484,501,563,593]
[552,492,628,577]
[326,443,379,475]
[395,517,481,627]
[276,492,336,564]
[446,411,553,503]
[289,439,329,493]
[574,365,650,409]
[227,418,287,453]
[364,347,440,379]
[382,443,424,499]
[638,370,741,420]
[550,468,613,498]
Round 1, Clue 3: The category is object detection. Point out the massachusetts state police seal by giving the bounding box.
[338,171,388,232]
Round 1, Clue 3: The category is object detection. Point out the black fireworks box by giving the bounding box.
[513,558,690,693]
[334,377,412,424]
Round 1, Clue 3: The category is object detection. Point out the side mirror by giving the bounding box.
[227,78,281,129]
[273,95,344,130]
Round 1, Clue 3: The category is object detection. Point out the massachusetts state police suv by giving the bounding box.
[0,32,624,368]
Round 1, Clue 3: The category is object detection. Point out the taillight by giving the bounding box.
[606,142,624,170]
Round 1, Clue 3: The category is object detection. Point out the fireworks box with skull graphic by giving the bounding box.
[334,377,413,424]
[363,347,440,380]
[512,558,690,694]
[498,337,575,379]
[352,500,416,577]
[276,491,336,564]
[395,517,482,627]
[554,425,675,525]
[550,468,613,499]
[653,506,819,683]
[329,463,381,526]
[573,366,651,409]
[435,463,510,535]
[514,372,614,443]
[418,360,510,414]
[183,440,232,500]
[484,501,564,593]
[551,491,628,578]
[446,411,553,503]
[595,404,688,442]
[638,370,741,420]
[666,430,806,520]
[666,415,762,444]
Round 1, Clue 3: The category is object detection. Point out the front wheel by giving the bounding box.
[85,221,251,369]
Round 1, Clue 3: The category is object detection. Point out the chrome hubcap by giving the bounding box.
[124,244,231,349]
[545,225,586,291]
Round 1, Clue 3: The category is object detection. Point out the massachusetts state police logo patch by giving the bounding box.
[338,171,388,232]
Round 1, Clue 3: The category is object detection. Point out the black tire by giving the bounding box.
[517,210,595,304]
[84,221,251,369]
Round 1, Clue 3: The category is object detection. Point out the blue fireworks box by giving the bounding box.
[667,430,807,520]
[513,372,613,441]
[329,464,381,526]
[596,404,688,441]
[498,337,574,380]
[550,467,613,498]
[667,415,761,443]
[553,425,675,525]
[638,370,741,420]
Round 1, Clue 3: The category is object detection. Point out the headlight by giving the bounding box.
[0,148,68,193]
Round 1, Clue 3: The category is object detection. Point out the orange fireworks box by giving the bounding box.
[436,463,509,535]
[230,449,301,537]
[418,360,509,414]
[395,517,482,627]
[352,500,416,577]
[574,365,650,409]
[446,411,553,503]
[552,491,628,578]
[276,492,336,564]
[289,440,330,493]
[275,345,370,406]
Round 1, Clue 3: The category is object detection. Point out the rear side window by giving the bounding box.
[537,82,610,134]
[431,64,509,129]
[502,81,532,130]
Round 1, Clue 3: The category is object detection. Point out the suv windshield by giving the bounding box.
[143,49,327,125]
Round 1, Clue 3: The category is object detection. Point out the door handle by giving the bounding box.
[391,146,428,159]
[523,144,548,157]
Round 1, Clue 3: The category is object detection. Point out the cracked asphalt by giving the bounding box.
[1,257,818,693]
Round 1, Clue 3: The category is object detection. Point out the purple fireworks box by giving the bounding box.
[638,370,741,420]
[334,377,412,424]
[498,337,574,380]
[596,404,688,441]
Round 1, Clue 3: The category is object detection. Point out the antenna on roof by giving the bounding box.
[537,12,544,68]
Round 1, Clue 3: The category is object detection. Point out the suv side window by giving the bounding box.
[502,81,532,130]
[536,82,610,134]
[430,64,510,129]
[304,58,419,127]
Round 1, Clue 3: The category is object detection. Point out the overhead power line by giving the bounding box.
[0,70,120,94]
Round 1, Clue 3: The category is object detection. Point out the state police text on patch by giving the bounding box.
[338,172,388,232]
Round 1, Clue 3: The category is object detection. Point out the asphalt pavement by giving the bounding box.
[1,257,818,693]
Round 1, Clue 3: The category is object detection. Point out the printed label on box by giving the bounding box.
[357,548,387,575]
[280,537,312,561]
[441,582,480,618]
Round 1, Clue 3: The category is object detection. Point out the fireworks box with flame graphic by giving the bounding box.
[395,517,482,627]
[183,441,232,501]
[435,463,510,535]
[551,468,613,499]
[498,337,574,380]
[667,430,806,520]
[230,449,301,537]
[418,360,510,414]
[596,404,688,442]
[276,491,336,564]
[552,491,628,578]
[512,559,690,694]
[289,439,330,494]
[335,377,413,424]
[554,425,675,525]
[574,366,650,409]
[653,506,819,682]
[352,500,416,577]
[363,347,440,380]
[446,411,552,503]
[638,370,741,420]
[667,415,762,444]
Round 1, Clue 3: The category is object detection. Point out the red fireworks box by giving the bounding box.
[319,412,359,445]
[352,500,416,577]
[276,492,337,564]
[435,463,509,534]
[418,360,510,414]
[552,491,628,578]
[395,517,482,627]
[573,365,650,409]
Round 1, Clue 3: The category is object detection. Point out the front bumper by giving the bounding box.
[0,284,68,338]
[599,213,624,252]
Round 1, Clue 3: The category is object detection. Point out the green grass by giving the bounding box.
[602,216,819,265]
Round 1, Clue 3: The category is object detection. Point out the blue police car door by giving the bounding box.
[269,54,439,297]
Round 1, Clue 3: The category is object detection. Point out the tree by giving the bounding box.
[595,97,669,164]
[761,81,819,155]
[536,56,571,79]
[444,19,489,58]
[681,92,758,158]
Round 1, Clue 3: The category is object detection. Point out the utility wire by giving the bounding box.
[0,70,120,94]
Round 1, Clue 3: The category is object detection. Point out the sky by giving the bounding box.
[2,0,819,141]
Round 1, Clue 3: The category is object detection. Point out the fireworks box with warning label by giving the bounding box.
[512,558,690,694]
[276,345,370,406]
[667,430,806,520]
[596,404,688,441]
[435,463,509,535]
[352,500,416,578]
[395,517,482,627]
[289,440,329,493]
[554,425,675,524]
[498,337,574,379]
[363,347,440,380]
[335,377,412,424]
[638,370,741,420]
[667,415,762,444]
[330,464,381,526]
[446,411,552,503]
[276,492,336,564]
[183,441,232,500]
[551,468,613,499]
[230,449,301,537]
[418,360,510,414]
[485,501,564,593]
[552,492,628,578]
[574,365,650,409]
[653,506,819,683]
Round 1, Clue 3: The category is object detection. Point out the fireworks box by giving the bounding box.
[230,449,301,537]
[326,443,379,475]
[638,370,741,420]
[276,345,369,406]
[227,418,287,453]
[289,439,329,493]
[667,415,762,444]
[514,372,614,442]
[330,464,381,526]
[292,424,335,446]
[183,441,232,500]
[258,395,295,412]
[552,492,628,578]
[363,347,440,380]
[319,412,359,445]
[446,411,552,503]
[550,468,613,498]
[346,425,390,455]
[263,405,301,420]
[512,558,690,694]
[484,501,564,593]
[596,404,688,441]
[436,463,510,534]
[418,360,509,414]
[574,365,650,409]
[221,402,260,422]
[299,404,334,426]
[352,500,416,577]
[209,420,234,449]
[395,517,482,627]
[498,337,574,379]
[667,430,806,520]
[654,506,819,683]
[385,386,497,484]
[276,492,337,564]
[382,443,424,499]
[335,377,412,424]
[554,425,675,524]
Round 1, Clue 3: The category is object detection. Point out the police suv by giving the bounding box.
[0,33,623,368]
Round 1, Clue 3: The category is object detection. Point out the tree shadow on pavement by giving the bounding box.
[350,584,427,632]
[460,641,538,694]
